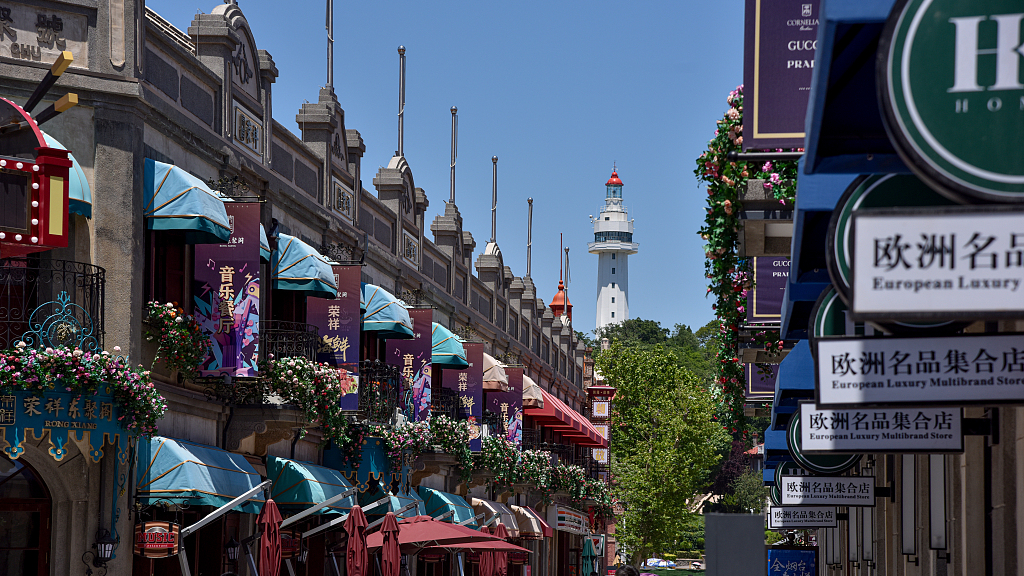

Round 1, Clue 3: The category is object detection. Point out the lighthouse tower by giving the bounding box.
[589,169,639,330]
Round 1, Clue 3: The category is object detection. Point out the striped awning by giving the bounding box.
[361,283,414,339]
[511,505,551,539]
[471,498,519,537]
[271,233,338,298]
[143,158,231,244]
[267,456,355,514]
[526,389,607,448]
[482,353,508,392]
[418,486,478,528]
[432,322,468,369]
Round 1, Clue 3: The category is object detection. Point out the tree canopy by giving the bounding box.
[596,318,721,386]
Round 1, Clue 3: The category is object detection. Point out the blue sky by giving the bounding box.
[150,0,744,335]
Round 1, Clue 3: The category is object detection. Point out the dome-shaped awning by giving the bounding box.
[361,283,414,339]
[271,233,337,298]
[259,223,271,262]
[144,158,231,244]
[522,375,543,409]
[432,322,468,369]
[482,352,508,392]
[42,132,91,217]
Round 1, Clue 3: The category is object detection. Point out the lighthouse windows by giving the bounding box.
[611,312,615,318]
[611,283,615,288]
[611,254,615,259]
[611,297,615,303]
[612,268,615,274]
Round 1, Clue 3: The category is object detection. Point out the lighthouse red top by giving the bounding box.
[606,171,622,186]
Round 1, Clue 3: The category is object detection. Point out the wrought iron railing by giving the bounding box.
[358,359,401,424]
[430,385,460,421]
[261,320,318,361]
[521,427,543,450]
[0,257,105,351]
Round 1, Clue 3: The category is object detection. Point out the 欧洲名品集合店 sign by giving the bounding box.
[767,506,838,529]
[799,402,962,452]
[779,475,874,506]
[851,207,1024,320]
[815,333,1024,407]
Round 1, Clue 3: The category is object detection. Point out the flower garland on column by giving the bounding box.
[144,301,211,381]
[694,85,798,439]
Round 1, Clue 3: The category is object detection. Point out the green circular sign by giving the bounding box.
[880,0,1024,202]
[787,406,861,475]
[771,461,803,506]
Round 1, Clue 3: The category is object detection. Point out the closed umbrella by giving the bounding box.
[345,505,370,576]
[478,526,494,576]
[381,512,402,576]
[582,537,597,576]
[257,499,283,576]
[492,524,509,576]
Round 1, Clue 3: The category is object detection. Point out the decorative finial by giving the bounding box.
[451,106,458,114]
[398,45,406,54]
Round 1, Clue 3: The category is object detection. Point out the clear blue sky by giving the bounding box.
[150,0,744,335]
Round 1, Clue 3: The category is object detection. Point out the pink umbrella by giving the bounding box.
[345,505,369,576]
[492,524,509,576]
[257,499,283,576]
[380,512,402,576]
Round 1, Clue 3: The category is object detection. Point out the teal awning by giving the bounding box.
[360,481,426,520]
[272,233,338,298]
[267,456,355,514]
[135,436,265,513]
[143,158,231,244]
[42,132,91,217]
[418,486,478,528]
[361,283,414,339]
[260,224,271,262]
[431,322,468,369]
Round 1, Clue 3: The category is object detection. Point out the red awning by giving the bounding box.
[525,389,608,448]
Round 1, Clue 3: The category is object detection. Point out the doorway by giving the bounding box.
[0,455,51,576]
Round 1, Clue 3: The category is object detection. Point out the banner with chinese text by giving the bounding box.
[490,366,523,448]
[1,387,123,463]
[779,475,875,506]
[767,507,837,529]
[799,403,962,452]
[446,341,483,451]
[385,308,432,420]
[307,265,361,410]
[193,202,260,377]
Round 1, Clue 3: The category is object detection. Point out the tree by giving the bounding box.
[597,342,724,566]
[731,468,769,514]
[596,318,668,346]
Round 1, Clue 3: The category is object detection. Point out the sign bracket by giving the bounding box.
[963,408,999,444]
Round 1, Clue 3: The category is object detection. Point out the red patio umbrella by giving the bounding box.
[380,512,402,576]
[418,540,531,553]
[257,499,283,576]
[345,505,370,576]
[492,524,509,576]
[366,516,503,553]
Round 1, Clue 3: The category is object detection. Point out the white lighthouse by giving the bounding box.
[589,169,639,331]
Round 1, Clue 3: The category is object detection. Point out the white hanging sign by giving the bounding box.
[767,506,838,529]
[799,403,963,452]
[779,475,875,506]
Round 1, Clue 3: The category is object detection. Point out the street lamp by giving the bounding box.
[225,537,241,562]
[94,529,117,565]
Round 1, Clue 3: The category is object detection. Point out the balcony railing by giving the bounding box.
[430,385,460,421]
[0,257,105,351]
[358,359,401,424]
[262,320,318,361]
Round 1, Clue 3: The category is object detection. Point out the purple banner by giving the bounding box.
[742,0,819,150]
[308,265,361,410]
[386,308,433,421]
[193,202,260,377]
[446,341,483,451]
[489,366,523,449]
[747,256,790,324]
[745,363,777,401]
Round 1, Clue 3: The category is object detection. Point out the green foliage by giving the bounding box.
[597,318,669,346]
[765,530,785,546]
[596,343,723,564]
[731,468,769,514]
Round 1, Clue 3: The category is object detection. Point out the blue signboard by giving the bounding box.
[767,546,817,576]
[1,386,124,462]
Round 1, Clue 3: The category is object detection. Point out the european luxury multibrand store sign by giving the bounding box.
[816,334,1024,406]
[851,207,1024,319]
[767,506,838,529]
[779,475,875,506]
[799,403,963,452]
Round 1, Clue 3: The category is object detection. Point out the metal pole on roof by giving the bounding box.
[491,156,498,243]
[526,198,533,277]
[450,106,458,203]
[398,46,406,157]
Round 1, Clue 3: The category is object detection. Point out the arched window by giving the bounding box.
[0,455,51,576]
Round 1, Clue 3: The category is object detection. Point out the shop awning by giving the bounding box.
[526,389,608,448]
[418,487,478,528]
[42,132,91,218]
[522,375,543,409]
[432,322,469,369]
[471,498,519,537]
[135,436,265,513]
[482,353,508,392]
[510,505,551,539]
[143,158,231,244]
[260,224,271,262]
[271,233,338,298]
[267,456,355,514]
[359,481,426,520]
[361,283,414,339]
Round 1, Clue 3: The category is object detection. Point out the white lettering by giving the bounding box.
[948,13,1024,93]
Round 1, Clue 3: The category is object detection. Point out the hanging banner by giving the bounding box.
[742,0,819,150]
[745,363,777,400]
[767,546,817,576]
[386,308,432,420]
[779,475,875,506]
[447,341,483,451]
[747,257,790,324]
[307,265,361,410]
[767,507,837,529]
[193,202,260,377]
[134,521,180,558]
[490,366,523,448]
[0,387,123,463]
[799,402,962,453]
[815,333,1024,407]
[850,206,1024,320]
